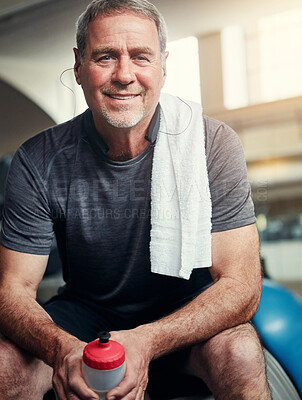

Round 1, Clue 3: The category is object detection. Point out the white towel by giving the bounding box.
[150,93,212,280]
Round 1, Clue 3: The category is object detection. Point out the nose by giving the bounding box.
[112,56,135,85]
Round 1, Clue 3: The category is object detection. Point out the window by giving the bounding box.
[221,8,302,109]
[164,36,201,104]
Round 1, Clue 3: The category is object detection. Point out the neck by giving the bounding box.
[93,115,153,161]
[106,131,149,161]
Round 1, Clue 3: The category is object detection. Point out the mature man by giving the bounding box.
[0,0,271,399]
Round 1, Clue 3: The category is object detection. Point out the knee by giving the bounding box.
[0,335,46,398]
[191,323,264,375]
[0,336,28,383]
[223,324,263,369]
[205,323,264,372]
[0,335,21,368]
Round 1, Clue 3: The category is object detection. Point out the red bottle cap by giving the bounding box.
[83,332,125,370]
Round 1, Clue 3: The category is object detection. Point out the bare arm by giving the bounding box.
[144,223,261,356]
[0,245,71,365]
[0,244,99,400]
[109,223,262,399]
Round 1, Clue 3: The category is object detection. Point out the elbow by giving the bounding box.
[247,290,261,321]
[243,278,262,322]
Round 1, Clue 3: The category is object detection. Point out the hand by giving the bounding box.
[52,337,99,400]
[107,328,153,400]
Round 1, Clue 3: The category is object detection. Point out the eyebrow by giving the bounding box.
[91,46,155,60]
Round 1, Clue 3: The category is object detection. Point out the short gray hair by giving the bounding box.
[76,0,168,62]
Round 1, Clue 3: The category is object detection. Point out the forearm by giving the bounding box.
[108,271,261,400]
[0,283,79,367]
[135,274,261,360]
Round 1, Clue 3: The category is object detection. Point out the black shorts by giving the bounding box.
[43,294,210,398]
[43,294,116,342]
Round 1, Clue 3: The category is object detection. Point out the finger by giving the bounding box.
[54,362,98,400]
[53,366,80,400]
[67,362,99,399]
[53,373,68,400]
[135,384,145,400]
[137,372,149,400]
[118,384,144,400]
[107,372,148,400]
[116,386,138,400]
[107,374,137,400]
[68,377,99,399]
[53,383,67,400]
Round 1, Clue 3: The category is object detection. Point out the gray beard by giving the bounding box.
[101,107,145,128]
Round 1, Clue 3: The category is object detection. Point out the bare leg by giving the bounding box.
[0,334,53,400]
[185,323,272,400]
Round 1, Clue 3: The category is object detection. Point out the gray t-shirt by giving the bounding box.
[0,107,255,326]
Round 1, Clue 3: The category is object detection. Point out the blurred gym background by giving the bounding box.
[0,0,301,300]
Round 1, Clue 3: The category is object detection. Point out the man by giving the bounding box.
[0,0,271,399]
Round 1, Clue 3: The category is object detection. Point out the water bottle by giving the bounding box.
[82,331,126,400]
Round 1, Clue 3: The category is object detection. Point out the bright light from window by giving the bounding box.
[258,8,302,102]
[221,8,302,109]
[163,36,202,105]
[257,214,267,232]
[221,26,249,109]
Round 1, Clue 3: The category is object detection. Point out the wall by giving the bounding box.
[0,79,55,157]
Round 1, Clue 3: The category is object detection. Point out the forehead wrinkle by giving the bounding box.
[91,46,118,59]
[91,45,155,59]
[87,14,160,49]
[85,14,162,65]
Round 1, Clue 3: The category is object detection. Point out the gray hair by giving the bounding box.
[76,0,168,62]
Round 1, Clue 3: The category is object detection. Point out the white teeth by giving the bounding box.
[108,95,136,100]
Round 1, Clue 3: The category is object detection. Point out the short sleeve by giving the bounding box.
[0,145,54,254]
[204,116,256,232]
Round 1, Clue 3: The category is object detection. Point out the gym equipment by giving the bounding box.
[253,278,302,397]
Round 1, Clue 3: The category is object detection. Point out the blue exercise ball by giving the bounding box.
[253,278,302,395]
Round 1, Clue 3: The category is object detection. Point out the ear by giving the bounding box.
[161,51,169,87]
[73,48,82,85]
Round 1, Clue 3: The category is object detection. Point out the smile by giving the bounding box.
[107,94,139,100]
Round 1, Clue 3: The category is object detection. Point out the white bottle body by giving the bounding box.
[82,360,126,399]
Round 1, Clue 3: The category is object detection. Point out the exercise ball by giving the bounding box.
[253,278,302,395]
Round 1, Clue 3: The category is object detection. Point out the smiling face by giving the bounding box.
[74,11,167,132]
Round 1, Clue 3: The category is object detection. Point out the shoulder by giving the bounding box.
[202,116,255,232]
[16,112,86,181]
[203,115,243,158]
[22,113,84,158]
[203,115,246,175]
[203,115,235,134]
[202,114,246,179]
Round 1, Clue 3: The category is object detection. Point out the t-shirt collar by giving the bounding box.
[83,105,160,155]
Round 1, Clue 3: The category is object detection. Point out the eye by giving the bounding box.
[97,55,114,63]
[133,55,149,64]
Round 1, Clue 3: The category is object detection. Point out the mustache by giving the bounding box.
[101,85,146,95]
